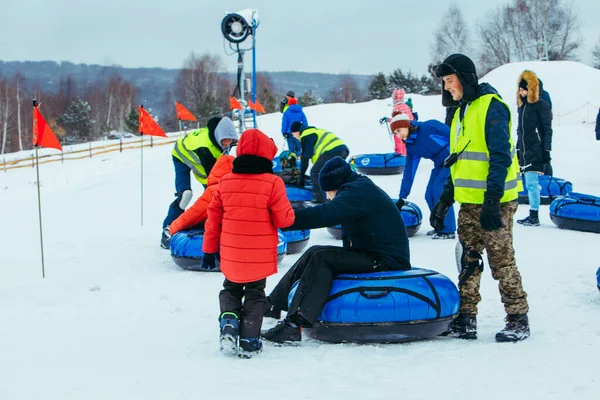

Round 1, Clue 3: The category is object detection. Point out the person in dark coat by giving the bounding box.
[595,108,600,141]
[261,157,411,344]
[281,97,308,155]
[390,114,456,239]
[515,70,553,227]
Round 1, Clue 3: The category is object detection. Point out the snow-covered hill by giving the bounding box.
[1,61,599,400]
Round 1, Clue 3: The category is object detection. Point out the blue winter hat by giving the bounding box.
[319,157,352,192]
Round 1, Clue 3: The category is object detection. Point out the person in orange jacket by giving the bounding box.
[203,128,295,358]
[167,155,234,236]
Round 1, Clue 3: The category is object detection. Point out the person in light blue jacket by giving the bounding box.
[281,97,307,155]
[392,114,456,239]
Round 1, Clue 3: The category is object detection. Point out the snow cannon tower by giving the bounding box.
[221,9,260,134]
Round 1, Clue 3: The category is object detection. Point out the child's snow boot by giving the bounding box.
[219,312,240,355]
[238,338,263,359]
[495,314,530,342]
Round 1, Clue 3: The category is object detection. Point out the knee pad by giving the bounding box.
[177,189,193,210]
[455,240,484,287]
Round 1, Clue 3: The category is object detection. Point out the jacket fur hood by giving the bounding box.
[517,70,540,106]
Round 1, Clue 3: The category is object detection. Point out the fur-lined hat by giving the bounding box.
[517,70,540,106]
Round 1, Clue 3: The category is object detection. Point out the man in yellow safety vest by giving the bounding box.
[430,54,530,342]
[161,116,238,248]
[290,121,349,203]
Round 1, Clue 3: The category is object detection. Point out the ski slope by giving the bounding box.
[1,61,599,400]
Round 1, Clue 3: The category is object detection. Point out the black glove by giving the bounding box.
[395,198,406,211]
[379,116,389,124]
[542,151,551,164]
[430,199,452,232]
[201,253,220,270]
[480,196,504,231]
[283,133,291,139]
[161,227,172,249]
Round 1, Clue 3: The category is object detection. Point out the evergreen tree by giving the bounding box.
[124,108,139,134]
[368,73,391,100]
[299,90,321,107]
[57,98,95,144]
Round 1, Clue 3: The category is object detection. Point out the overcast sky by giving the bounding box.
[1,0,598,75]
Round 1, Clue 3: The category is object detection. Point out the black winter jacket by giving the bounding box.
[283,172,411,271]
[516,71,553,173]
[596,109,600,141]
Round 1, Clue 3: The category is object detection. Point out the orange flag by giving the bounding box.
[248,99,256,110]
[229,96,243,111]
[33,105,62,151]
[138,106,167,137]
[254,99,265,114]
[175,102,197,121]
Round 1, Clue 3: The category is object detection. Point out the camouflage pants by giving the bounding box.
[457,201,529,315]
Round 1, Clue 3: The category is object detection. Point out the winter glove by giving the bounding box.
[379,116,389,124]
[430,199,453,232]
[201,253,220,270]
[395,198,406,212]
[480,196,504,232]
[542,151,551,164]
[283,133,291,139]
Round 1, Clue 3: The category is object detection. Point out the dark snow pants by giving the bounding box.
[220,278,267,339]
[267,245,381,326]
[311,150,349,203]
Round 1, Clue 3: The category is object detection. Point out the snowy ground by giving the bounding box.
[1,61,599,400]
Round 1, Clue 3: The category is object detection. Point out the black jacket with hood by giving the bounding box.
[516,70,553,173]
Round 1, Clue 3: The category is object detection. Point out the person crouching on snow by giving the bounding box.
[389,113,456,240]
[202,129,295,358]
[162,155,234,245]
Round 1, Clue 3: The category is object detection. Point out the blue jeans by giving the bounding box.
[426,166,456,233]
[162,156,194,228]
[524,171,541,211]
[286,136,302,156]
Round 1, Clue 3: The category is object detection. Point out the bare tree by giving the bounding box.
[325,75,363,104]
[0,80,16,154]
[430,3,471,65]
[478,6,513,73]
[593,38,600,69]
[253,73,277,112]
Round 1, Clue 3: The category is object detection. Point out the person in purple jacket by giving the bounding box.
[392,114,456,239]
[281,97,308,155]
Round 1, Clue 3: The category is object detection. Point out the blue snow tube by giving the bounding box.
[170,229,287,271]
[288,268,460,343]
[170,229,220,271]
[277,231,288,263]
[596,267,600,292]
[326,200,422,239]
[351,153,406,175]
[549,192,600,234]
[518,175,573,205]
[281,229,310,254]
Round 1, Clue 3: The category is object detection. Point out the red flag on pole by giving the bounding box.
[33,105,62,151]
[254,99,266,114]
[248,99,256,110]
[175,102,197,121]
[229,96,243,111]
[138,106,167,137]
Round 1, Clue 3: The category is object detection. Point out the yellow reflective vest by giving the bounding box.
[299,128,345,164]
[172,128,222,185]
[449,94,523,204]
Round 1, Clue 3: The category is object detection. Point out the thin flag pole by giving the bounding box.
[35,146,46,278]
[140,105,144,226]
[33,99,46,278]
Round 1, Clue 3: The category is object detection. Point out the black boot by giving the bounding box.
[441,314,477,340]
[496,314,530,342]
[263,298,282,319]
[238,337,263,359]
[261,319,302,343]
[517,210,540,226]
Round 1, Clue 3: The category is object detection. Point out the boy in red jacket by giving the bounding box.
[202,129,295,358]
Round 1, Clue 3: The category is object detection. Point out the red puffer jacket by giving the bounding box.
[203,129,295,283]
[169,155,234,235]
